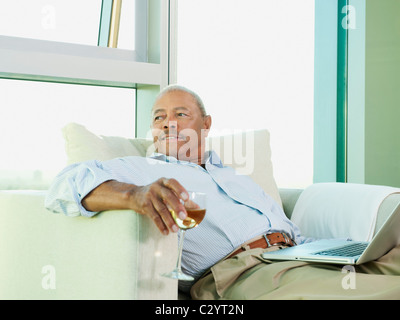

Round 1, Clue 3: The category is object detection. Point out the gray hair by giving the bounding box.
[155,84,208,117]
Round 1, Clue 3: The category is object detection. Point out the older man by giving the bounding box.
[46,85,303,293]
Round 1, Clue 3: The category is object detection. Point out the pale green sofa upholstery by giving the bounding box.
[1,123,399,299]
[1,189,399,300]
[0,190,178,299]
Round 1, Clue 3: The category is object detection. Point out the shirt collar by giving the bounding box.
[149,150,224,168]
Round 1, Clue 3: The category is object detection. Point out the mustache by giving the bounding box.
[156,130,188,141]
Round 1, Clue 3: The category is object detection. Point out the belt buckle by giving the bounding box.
[282,232,296,246]
[264,232,295,247]
[282,233,290,245]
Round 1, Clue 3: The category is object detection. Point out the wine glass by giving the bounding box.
[162,191,206,281]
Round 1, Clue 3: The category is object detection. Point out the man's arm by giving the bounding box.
[82,178,189,235]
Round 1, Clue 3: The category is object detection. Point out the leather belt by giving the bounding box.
[227,232,296,259]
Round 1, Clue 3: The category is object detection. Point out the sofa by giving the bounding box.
[1,123,399,299]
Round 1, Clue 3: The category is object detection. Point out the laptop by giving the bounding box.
[262,202,400,265]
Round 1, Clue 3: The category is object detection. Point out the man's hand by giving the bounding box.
[82,178,189,235]
[128,178,189,235]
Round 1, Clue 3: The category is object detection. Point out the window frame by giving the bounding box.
[314,0,350,184]
[0,0,177,134]
[0,35,161,88]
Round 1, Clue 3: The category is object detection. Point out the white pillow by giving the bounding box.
[62,123,152,164]
[207,130,282,207]
[291,182,400,241]
[62,123,282,207]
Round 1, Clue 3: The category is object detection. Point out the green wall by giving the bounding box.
[364,0,400,187]
[348,0,366,184]
[136,84,159,138]
[315,0,400,188]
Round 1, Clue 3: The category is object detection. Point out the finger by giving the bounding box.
[161,178,189,202]
[151,196,179,233]
[145,203,170,235]
[146,200,179,235]
[132,184,178,235]
[159,186,187,220]
[184,199,200,210]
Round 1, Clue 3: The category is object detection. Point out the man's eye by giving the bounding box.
[177,112,187,117]
[154,115,163,121]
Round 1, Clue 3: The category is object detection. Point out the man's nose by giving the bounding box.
[162,119,177,130]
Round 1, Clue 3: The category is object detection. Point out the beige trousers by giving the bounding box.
[190,245,400,300]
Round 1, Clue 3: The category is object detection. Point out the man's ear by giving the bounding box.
[203,115,212,137]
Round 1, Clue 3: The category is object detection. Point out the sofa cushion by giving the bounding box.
[62,123,282,207]
[206,129,281,207]
[62,123,152,164]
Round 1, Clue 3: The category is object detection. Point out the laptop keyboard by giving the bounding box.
[313,242,368,257]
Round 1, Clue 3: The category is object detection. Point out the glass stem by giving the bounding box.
[176,229,186,272]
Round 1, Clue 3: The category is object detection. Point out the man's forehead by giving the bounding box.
[152,106,190,115]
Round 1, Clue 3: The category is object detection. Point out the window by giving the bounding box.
[177,0,315,188]
[0,0,137,50]
[0,0,173,190]
[0,0,102,46]
[118,0,137,51]
[0,79,135,189]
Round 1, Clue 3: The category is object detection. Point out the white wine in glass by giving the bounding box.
[162,191,206,281]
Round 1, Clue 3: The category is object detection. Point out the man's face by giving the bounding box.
[151,90,211,164]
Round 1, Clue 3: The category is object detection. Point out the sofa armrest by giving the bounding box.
[278,188,303,219]
[282,185,400,240]
[374,193,400,235]
[0,190,178,300]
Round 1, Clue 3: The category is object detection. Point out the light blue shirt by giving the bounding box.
[45,151,305,291]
